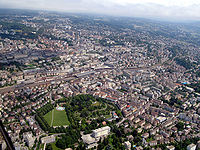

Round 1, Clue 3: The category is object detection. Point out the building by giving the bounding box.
[197,140,200,149]
[92,126,111,138]
[149,140,157,146]
[41,135,55,144]
[0,140,7,150]
[23,132,35,147]
[82,126,111,149]
[167,145,175,150]
[124,141,131,150]
[187,143,196,150]
[141,133,149,139]
[14,142,21,150]
[82,133,98,149]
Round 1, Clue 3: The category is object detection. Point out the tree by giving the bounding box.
[132,129,138,136]
[45,144,52,150]
[97,142,105,150]
[77,142,86,150]
[56,139,66,149]
[176,122,184,131]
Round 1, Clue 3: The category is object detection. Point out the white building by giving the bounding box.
[167,145,175,150]
[187,143,196,150]
[82,133,98,149]
[82,126,111,149]
[124,141,131,150]
[92,126,111,138]
[41,135,55,144]
[0,141,7,150]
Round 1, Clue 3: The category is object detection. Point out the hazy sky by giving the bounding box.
[0,0,200,21]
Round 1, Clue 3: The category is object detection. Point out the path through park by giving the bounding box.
[50,109,54,127]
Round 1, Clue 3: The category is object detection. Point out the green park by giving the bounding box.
[44,108,70,127]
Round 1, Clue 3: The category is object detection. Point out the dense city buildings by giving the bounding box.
[0,9,200,150]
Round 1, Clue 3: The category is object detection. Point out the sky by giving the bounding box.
[0,0,200,21]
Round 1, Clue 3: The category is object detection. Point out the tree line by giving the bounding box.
[35,103,53,131]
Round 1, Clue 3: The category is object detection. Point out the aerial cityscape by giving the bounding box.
[0,2,200,150]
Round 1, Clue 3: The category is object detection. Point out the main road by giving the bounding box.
[0,76,76,94]
[0,61,168,94]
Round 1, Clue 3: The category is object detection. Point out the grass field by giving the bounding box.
[104,114,111,119]
[44,108,70,127]
[91,101,100,106]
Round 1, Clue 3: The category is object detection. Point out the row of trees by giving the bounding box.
[35,114,50,131]
[35,103,54,131]
[37,103,54,116]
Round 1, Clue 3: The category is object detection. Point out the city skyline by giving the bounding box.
[0,0,200,21]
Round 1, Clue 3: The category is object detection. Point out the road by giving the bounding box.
[43,143,46,150]
[0,76,76,94]
[116,118,126,127]
[0,121,15,150]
